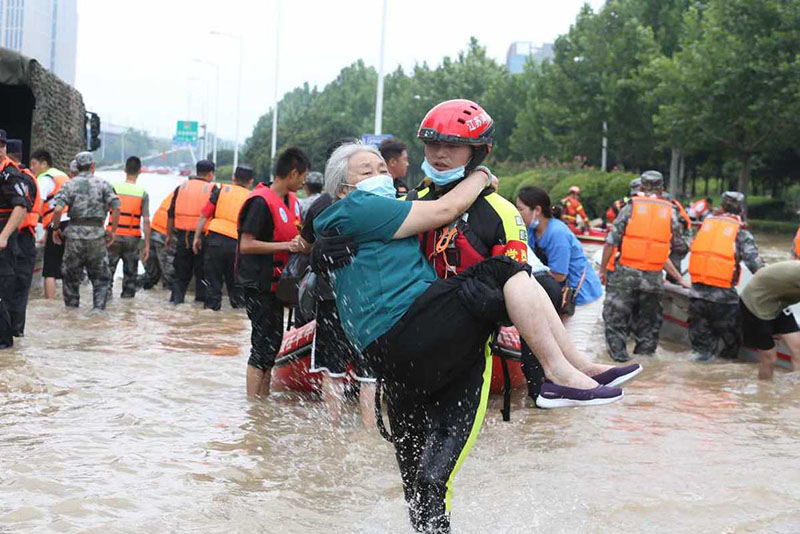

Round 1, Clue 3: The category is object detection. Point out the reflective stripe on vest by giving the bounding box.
[208,184,250,239]
[618,196,673,271]
[151,192,173,235]
[40,172,69,227]
[19,167,41,232]
[174,179,213,231]
[107,182,146,237]
[236,184,300,288]
[688,215,741,288]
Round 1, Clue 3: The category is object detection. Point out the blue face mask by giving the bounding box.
[421,158,466,186]
[354,174,396,198]
[529,217,540,230]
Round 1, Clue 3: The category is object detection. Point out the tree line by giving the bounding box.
[244,0,800,199]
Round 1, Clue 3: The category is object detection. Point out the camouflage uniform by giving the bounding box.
[602,198,689,361]
[54,168,120,309]
[108,237,141,297]
[139,230,175,290]
[689,226,763,360]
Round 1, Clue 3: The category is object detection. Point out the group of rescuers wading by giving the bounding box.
[2,97,800,533]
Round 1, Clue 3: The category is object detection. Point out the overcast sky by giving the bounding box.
[75,0,604,144]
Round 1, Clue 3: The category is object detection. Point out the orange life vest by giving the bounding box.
[207,183,250,239]
[18,167,41,234]
[173,179,214,231]
[671,199,692,230]
[793,227,800,258]
[107,182,146,238]
[237,183,301,290]
[0,157,20,228]
[151,193,172,235]
[688,215,741,288]
[41,172,69,228]
[618,196,673,272]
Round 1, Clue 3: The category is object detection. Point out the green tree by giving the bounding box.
[653,0,800,193]
[509,2,662,170]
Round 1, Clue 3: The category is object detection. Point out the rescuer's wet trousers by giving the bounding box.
[11,231,36,336]
[170,230,206,304]
[365,256,529,533]
[203,235,243,310]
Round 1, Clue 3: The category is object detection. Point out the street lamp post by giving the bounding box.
[210,30,244,170]
[194,59,221,167]
[271,0,281,176]
[374,0,388,135]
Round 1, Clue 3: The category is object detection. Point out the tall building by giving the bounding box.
[0,0,77,85]
[506,41,554,74]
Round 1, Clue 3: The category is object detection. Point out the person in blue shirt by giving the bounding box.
[314,143,631,533]
[516,186,607,353]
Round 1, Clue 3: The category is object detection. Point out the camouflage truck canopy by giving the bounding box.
[0,47,86,169]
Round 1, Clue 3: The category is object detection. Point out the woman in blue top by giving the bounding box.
[315,144,631,533]
[516,186,607,353]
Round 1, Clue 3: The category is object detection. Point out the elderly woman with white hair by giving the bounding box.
[314,143,625,533]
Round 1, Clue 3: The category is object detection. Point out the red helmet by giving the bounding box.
[417,99,494,151]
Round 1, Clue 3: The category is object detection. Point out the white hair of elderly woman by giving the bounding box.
[324,143,384,198]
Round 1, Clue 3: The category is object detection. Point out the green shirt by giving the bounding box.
[740,261,800,320]
[314,190,437,352]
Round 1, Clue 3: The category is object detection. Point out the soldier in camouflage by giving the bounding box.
[51,152,120,310]
[140,230,176,290]
[688,192,763,361]
[599,171,690,362]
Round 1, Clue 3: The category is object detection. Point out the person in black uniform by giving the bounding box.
[5,139,38,336]
[192,165,254,310]
[0,130,31,348]
[166,160,217,304]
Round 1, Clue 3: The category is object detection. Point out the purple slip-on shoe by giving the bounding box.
[535,383,623,409]
[591,364,643,388]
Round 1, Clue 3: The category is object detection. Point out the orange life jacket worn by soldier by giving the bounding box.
[106,182,146,238]
[151,193,173,235]
[617,196,673,272]
[174,179,214,231]
[207,184,250,240]
[689,214,742,288]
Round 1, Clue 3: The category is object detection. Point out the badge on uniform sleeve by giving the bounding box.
[279,207,289,223]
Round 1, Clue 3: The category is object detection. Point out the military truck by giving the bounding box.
[0,47,97,167]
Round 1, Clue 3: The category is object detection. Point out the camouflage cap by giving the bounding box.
[69,160,79,173]
[75,151,94,167]
[305,171,324,185]
[639,170,664,191]
[721,191,745,213]
[629,177,641,193]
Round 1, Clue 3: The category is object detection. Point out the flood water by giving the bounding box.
[2,173,799,533]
